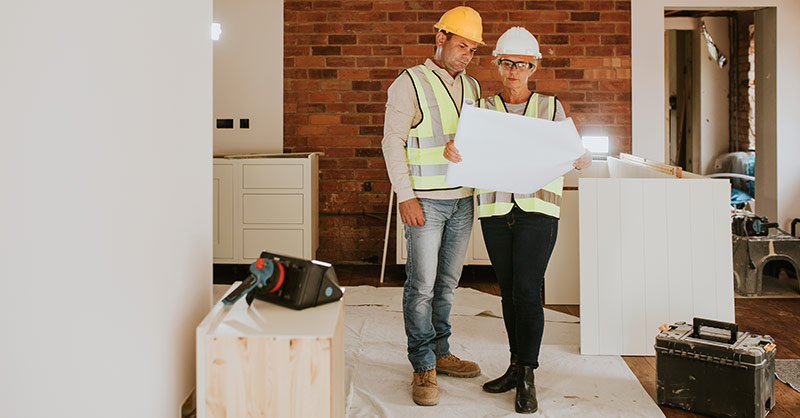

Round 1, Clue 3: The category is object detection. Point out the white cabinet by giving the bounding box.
[213,153,319,263]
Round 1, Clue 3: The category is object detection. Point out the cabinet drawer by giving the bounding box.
[242,194,304,224]
[243,229,304,259]
[242,164,304,189]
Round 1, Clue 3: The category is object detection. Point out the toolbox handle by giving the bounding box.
[692,317,738,344]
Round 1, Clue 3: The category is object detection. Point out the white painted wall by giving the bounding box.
[632,0,800,229]
[0,1,212,417]
[213,0,284,155]
[698,17,731,175]
[754,8,778,223]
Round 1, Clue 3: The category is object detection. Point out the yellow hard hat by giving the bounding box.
[433,6,485,45]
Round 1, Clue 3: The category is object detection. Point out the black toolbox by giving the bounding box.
[655,318,776,418]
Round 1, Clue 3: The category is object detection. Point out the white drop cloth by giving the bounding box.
[343,286,664,417]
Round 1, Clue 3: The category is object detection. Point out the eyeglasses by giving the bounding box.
[498,59,534,71]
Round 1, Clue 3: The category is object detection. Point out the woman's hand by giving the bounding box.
[443,140,462,163]
[573,149,592,170]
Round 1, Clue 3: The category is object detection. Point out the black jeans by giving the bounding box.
[480,206,559,369]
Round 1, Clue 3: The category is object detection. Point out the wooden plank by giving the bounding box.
[608,157,676,179]
[619,180,648,354]
[396,200,405,263]
[331,300,345,418]
[289,338,331,417]
[643,180,670,355]
[596,179,623,354]
[205,336,291,418]
[689,180,718,319]
[578,178,600,354]
[665,181,693,323]
[205,334,337,418]
[619,153,683,177]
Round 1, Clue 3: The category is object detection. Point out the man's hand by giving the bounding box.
[573,149,592,170]
[399,198,425,226]
[444,140,462,163]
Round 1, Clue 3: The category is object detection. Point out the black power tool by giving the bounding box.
[732,215,778,237]
[223,251,343,310]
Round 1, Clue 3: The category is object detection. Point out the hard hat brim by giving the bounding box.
[434,24,486,45]
[496,54,538,61]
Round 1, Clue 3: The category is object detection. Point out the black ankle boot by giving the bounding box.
[515,365,538,414]
[482,354,517,393]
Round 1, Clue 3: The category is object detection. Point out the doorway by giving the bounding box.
[664,8,776,215]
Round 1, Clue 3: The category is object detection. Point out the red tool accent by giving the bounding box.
[269,262,285,293]
[255,258,265,269]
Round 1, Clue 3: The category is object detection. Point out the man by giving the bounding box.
[381,6,484,407]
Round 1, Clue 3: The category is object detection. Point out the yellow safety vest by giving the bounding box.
[475,93,564,219]
[404,65,480,191]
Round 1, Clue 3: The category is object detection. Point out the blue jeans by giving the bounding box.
[480,206,558,369]
[403,196,473,372]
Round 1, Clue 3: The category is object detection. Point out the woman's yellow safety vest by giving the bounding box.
[475,93,564,219]
[404,64,480,191]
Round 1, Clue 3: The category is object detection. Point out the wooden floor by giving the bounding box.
[335,264,800,418]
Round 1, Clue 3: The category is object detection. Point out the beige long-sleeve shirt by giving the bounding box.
[381,59,474,203]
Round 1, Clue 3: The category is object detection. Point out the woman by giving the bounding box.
[443,26,592,414]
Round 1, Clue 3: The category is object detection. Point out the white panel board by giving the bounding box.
[689,181,718,319]
[578,179,600,355]
[642,180,670,347]
[595,180,622,355]
[712,181,735,321]
[580,177,734,355]
[619,180,647,354]
[665,181,693,324]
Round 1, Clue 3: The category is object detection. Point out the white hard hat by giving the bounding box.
[492,27,542,59]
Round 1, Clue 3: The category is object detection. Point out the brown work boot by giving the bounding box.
[412,368,439,406]
[436,353,481,378]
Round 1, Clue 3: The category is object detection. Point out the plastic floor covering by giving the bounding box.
[342,286,665,418]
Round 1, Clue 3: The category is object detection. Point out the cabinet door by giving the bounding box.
[544,189,579,304]
[213,163,234,260]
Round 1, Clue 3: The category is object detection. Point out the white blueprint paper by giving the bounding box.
[445,104,585,194]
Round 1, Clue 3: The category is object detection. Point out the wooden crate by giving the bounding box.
[197,286,344,418]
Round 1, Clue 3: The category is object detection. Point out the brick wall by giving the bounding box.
[732,10,754,152]
[284,0,632,263]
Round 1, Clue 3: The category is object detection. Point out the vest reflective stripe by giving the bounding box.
[476,93,563,218]
[405,65,480,190]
